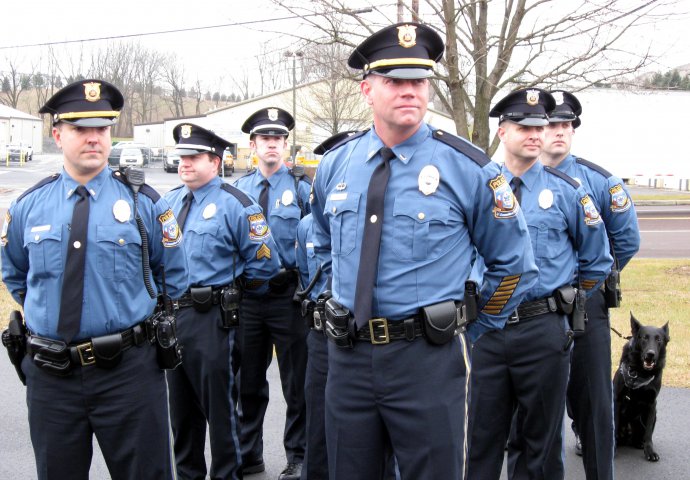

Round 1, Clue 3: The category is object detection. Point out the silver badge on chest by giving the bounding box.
[418,165,440,196]
[203,203,217,219]
[539,189,554,209]
[281,189,294,206]
[113,199,131,223]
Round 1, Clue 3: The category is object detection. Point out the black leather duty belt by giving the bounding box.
[175,288,222,309]
[506,297,558,325]
[355,317,424,344]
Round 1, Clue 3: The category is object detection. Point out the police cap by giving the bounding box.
[348,23,444,79]
[173,123,232,159]
[313,131,359,155]
[39,79,124,127]
[241,107,294,137]
[549,90,582,129]
[489,88,556,127]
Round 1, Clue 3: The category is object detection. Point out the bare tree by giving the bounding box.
[161,54,187,118]
[0,58,31,108]
[271,0,676,154]
[132,47,165,125]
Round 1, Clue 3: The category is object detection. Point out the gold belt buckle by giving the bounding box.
[76,342,96,366]
[369,318,389,345]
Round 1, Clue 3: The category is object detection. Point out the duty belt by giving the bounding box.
[175,288,222,309]
[506,297,558,325]
[355,317,424,344]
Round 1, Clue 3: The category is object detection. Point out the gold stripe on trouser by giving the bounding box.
[458,332,471,480]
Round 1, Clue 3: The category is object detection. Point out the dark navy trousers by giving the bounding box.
[302,329,329,479]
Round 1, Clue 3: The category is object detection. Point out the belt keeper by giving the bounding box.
[403,318,415,341]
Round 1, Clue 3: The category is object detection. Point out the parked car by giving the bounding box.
[163,151,181,173]
[4,144,32,162]
[109,142,151,166]
[119,148,144,167]
[220,148,234,176]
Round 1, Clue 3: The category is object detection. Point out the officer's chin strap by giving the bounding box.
[124,167,156,298]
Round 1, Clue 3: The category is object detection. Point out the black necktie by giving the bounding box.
[177,191,193,231]
[58,185,90,343]
[259,179,270,215]
[353,147,395,329]
[510,176,522,206]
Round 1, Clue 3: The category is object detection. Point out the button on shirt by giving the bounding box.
[164,176,281,294]
[234,165,311,269]
[1,167,189,341]
[555,154,640,269]
[501,162,612,301]
[310,124,538,340]
[296,214,327,302]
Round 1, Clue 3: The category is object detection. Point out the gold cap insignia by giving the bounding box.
[84,82,101,102]
[526,89,540,106]
[398,25,417,48]
[181,124,192,138]
[267,108,279,121]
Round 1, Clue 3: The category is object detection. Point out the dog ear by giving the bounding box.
[662,322,670,342]
[630,312,641,335]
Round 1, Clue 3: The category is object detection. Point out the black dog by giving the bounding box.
[613,313,670,462]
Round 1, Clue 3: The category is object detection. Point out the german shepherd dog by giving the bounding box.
[613,313,670,462]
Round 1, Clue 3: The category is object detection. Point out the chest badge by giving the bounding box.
[539,189,554,209]
[418,165,440,196]
[203,203,217,219]
[282,189,294,206]
[113,199,131,222]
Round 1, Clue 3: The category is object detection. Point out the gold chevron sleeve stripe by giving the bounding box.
[580,279,598,290]
[482,275,521,315]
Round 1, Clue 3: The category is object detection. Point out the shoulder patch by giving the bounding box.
[248,213,270,241]
[220,183,253,208]
[609,183,632,213]
[544,165,580,189]
[575,157,613,178]
[432,130,490,167]
[488,174,518,219]
[16,173,61,204]
[580,194,603,226]
[158,208,182,247]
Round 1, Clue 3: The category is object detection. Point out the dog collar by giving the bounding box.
[620,362,656,390]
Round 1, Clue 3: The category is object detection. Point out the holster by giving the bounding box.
[190,286,214,313]
[2,311,27,385]
[220,285,242,329]
[27,336,72,376]
[570,288,588,335]
[324,298,352,348]
[604,269,622,308]
[421,301,459,345]
[90,333,123,369]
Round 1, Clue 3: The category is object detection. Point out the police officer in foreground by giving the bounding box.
[309,23,538,480]
[544,90,640,479]
[234,108,311,480]
[164,123,282,480]
[467,88,612,480]
[0,79,189,479]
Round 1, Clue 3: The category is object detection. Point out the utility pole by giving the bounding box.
[284,50,303,162]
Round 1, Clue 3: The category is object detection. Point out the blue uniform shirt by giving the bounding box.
[164,176,281,296]
[310,124,538,341]
[1,167,189,341]
[234,165,311,269]
[555,154,640,270]
[296,214,328,302]
[502,162,612,300]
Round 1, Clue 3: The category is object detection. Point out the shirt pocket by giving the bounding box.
[24,226,63,279]
[96,224,142,280]
[527,210,568,260]
[325,192,361,256]
[392,198,451,261]
[271,204,301,245]
[186,221,220,262]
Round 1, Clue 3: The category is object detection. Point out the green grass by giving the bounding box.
[1,258,689,386]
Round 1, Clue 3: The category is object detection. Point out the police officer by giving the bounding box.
[234,108,311,479]
[0,79,189,480]
[164,123,282,480]
[544,90,640,479]
[467,88,613,480]
[309,23,538,480]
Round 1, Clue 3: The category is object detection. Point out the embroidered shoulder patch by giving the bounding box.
[0,212,10,247]
[158,209,182,247]
[489,174,518,219]
[580,195,603,226]
[249,213,269,241]
[609,184,631,213]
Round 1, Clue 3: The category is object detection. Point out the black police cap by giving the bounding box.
[489,88,556,127]
[241,108,294,137]
[549,90,582,129]
[39,79,124,127]
[173,123,232,159]
[348,22,444,79]
[314,131,359,155]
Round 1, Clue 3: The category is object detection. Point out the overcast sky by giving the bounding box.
[2,0,690,93]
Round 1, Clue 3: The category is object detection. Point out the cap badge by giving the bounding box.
[418,165,440,196]
[526,89,540,106]
[552,91,564,105]
[267,108,279,121]
[181,124,192,139]
[83,82,101,102]
[397,25,417,48]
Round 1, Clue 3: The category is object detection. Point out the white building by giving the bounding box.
[0,104,43,153]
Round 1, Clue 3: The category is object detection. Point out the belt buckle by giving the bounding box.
[506,311,519,325]
[369,318,389,345]
[76,342,96,366]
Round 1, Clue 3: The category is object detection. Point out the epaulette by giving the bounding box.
[112,169,161,202]
[238,169,256,180]
[432,130,490,167]
[575,157,613,179]
[544,165,580,189]
[326,129,369,153]
[221,183,253,208]
[16,173,61,204]
[169,184,184,192]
